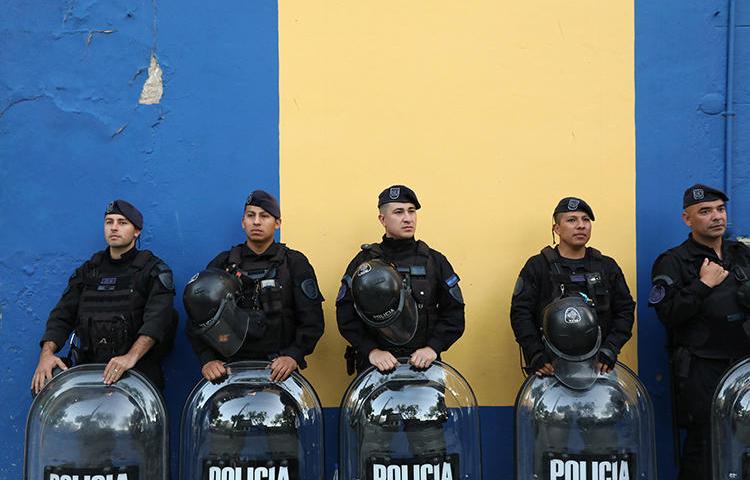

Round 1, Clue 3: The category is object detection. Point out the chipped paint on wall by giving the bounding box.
[139,54,163,105]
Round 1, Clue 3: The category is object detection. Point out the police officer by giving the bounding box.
[187,190,324,383]
[510,197,635,377]
[31,200,177,393]
[336,185,465,374]
[650,184,750,480]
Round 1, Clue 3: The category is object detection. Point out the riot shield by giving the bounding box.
[712,356,750,480]
[180,360,323,480]
[24,364,168,480]
[339,360,481,480]
[515,361,656,480]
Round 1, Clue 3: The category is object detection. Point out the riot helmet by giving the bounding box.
[542,295,601,362]
[183,268,250,357]
[351,259,418,346]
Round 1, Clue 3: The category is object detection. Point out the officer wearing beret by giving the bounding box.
[510,197,635,377]
[650,184,750,480]
[188,190,325,382]
[31,200,177,393]
[336,185,465,374]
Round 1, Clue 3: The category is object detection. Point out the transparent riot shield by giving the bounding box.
[515,361,656,480]
[712,356,750,480]
[339,360,481,480]
[180,360,323,480]
[24,364,168,480]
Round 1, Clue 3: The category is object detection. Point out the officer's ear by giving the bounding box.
[274,217,281,230]
[681,209,692,228]
[134,228,141,239]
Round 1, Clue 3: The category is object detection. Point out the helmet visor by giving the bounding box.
[194,294,250,357]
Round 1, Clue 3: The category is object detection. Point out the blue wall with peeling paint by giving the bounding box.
[0,1,278,477]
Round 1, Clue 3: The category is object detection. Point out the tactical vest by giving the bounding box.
[76,250,154,363]
[357,241,439,355]
[669,242,750,358]
[540,246,612,334]
[227,244,294,360]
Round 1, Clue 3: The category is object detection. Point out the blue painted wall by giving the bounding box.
[0,1,278,478]
[636,0,750,478]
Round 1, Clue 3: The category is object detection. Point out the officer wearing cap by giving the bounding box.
[336,185,465,374]
[650,184,750,480]
[510,197,635,377]
[187,190,324,382]
[31,200,177,393]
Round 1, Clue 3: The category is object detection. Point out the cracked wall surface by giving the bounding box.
[0,1,278,477]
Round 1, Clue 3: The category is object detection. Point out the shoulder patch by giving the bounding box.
[445,274,460,288]
[648,284,666,305]
[336,281,348,302]
[449,284,464,304]
[300,278,320,300]
[513,276,524,296]
[157,270,174,291]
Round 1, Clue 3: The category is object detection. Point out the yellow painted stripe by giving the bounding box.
[279,1,635,407]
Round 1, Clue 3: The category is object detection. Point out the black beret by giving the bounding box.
[554,197,595,221]
[245,190,281,218]
[683,183,728,208]
[105,199,143,230]
[377,185,421,209]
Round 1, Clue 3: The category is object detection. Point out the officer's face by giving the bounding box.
[553,212,591,248]
[242,205,280,243]
[379,202,417,239]
[683,200,727,240]
[104,214,140,248]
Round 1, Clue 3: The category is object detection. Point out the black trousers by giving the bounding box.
[675,356,733,480]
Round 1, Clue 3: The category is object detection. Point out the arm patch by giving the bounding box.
[300,278,320,300]
[449,285,464,304]
[158,271,174,291]
[445,274,460,288]
[513,276,524,296]
[336,282,348,302]
[648,285,666,305]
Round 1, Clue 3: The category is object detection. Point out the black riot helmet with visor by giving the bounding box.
[542,293,602,390]
[183,268,250,358]
[542,294,601,362]
[351,259,419,346]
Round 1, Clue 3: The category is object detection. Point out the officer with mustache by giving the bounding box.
[650,184,750,480]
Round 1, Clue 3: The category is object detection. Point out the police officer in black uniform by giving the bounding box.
[650,184,750,480]
[510,197,635,377]
[187,190,324,383]
[336,185,465,374]
[31,200,177,393]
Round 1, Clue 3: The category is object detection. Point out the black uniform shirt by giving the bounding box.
[40,247,176,387]
[336,236,465,358]
[650,235,750,358]
[510,246,635,368]
[189,242,324,367]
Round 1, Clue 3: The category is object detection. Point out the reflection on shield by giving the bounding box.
[24,364,168,480]
[180,361,323,480]
[515,362,656,479]
[712,357,750,480]
[339,360,481,480]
